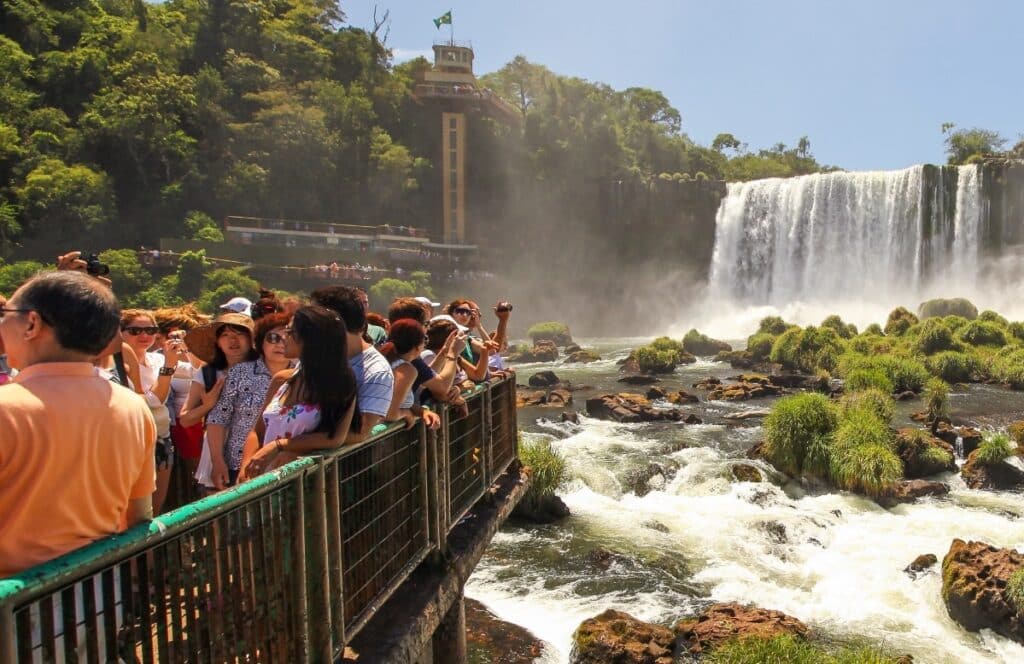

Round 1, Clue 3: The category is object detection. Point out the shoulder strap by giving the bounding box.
[112,352,129,386]
[202,364,217,391]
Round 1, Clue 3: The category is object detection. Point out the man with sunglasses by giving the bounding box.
[0,271,157,578]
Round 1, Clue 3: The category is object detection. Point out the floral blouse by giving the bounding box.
[262,382,322,446]
[207,358,275,471]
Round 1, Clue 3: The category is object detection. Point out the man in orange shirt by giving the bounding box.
[0,271,156,578]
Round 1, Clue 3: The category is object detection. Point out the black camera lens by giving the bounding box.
[84,254,110,277]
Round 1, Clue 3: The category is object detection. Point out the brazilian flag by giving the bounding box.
[433,10,452,29]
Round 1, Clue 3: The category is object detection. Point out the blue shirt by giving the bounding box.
[349,346,394,418]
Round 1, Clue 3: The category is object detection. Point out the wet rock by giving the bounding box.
[724,409,772,421]
[516,390,546,407]
[508,340,559,363]
[759,520,788,544]
[561,410,580,424]
[586,547,630,571]
[960,427,984,457]
[934,422,983,456]
[564,343,582,354]
[512,494,570,524]
[466,597,545,664]
[960,449,1024,490]
[904,553,938,579]
[619,356,642,374]
[769,373,825,390]
[567,349,602,363]
[745,440,768,461]
[895,428,957,478]
[731,463,763,483]
[942,539,1024,645]
[881,479,950,506]
[716,350,755,369]
[645,386,667,400]
[529,370,561,387]
[570,609,675,664]
[618,374,661,385]
[517,388,573,408]
[675,603,809,655]
[625,462,679,497]
[830,509,843,518]
[666,389,700,405]
[641,520,670,533]
[546,388,573,407]
[896,391,918,401]
[693,376,722,389]
[585,394,696,424]
[708,380,783,402]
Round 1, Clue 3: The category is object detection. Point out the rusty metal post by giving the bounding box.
[306,459,333,662]
[325,458,345,648]
[432,588,467,663]
[290,473,310,662]
[0,603,14,663]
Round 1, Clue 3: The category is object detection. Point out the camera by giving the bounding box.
[495,301,513,313]
[83,253,110,277]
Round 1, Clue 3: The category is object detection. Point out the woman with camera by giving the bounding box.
[120,309,179,514]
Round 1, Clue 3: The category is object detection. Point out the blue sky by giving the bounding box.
[345,0,1021,171]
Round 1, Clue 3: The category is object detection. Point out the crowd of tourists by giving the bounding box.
[0,251,513,579]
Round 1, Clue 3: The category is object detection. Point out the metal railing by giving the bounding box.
[0,376,519,663]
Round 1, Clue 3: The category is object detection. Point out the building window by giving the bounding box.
[449,131,458,149]
[449,117,458,130]
[451,192,458,210]
[450,171,458,187]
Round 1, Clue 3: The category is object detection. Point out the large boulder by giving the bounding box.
[567,349,602,363]
[516,388,573,408]
[880,479,950,506]
[570,609,674,664]
[585,394,700,424]
[508,340,559,363]
[942,539,1024,644]
[528,370,561,387]
[960,449,1024,490]
[466,598,545,664]
[683,329,733,356]
[707,380,783,401]
[675,603,809,656]
[918,298,979,321]
[933,422,983,457]
[895,428,957,478]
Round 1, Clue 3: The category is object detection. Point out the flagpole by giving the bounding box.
[449,19,453,46]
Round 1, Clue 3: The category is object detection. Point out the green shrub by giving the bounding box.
[884,307,918,336]
[921,443,954,468]
[957,320,1007,347]
[914,318,955,355]
[845,368,894,394]
[918,297,978,320]
[746,332,776,361]
[990,347,1024,389]
[943,315,971,332]
[1008,568,1024,614]
[1009,322,1024,341]
[763,393,838,477]
[840,388,895,424]
[821,314,858,339]
[527,322,572,344]
[519,437,568,511]
[926,351,978,383]
[633,346,679,373]
[979,310,1009,327]
[925,378,950,420]
[683,328,732,355]
[830,427,902,498]
[770,325,844,374]
[0,260,46,294]
[705,634,900,664]
[877,356,930,393]
[975,433,1013,465]
[757,315,790,336]
[650,336,684,353]
[1008,422,1024,447]
[864,323,884,336]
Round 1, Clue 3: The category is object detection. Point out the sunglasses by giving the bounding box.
[123,326,159,336]
[265,332,288,345]
[452,307,474,315]
[0,307,31,318]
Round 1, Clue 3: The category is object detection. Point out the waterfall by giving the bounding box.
[708,165,984,309]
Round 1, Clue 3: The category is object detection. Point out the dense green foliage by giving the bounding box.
[632,336,692,373]
[883,307,919,336]
[925,378,950,420]
[682,328,731,355]
[770,325,843,374]
[840,388,895,424]
[975,433,1013,465]
[958,320,1007,347]
[763,393,838,477]
[527,321,571,344]
[705,634,900,664]
[745,332,776,361]
[926,351,978,383]
[918,297,978,321]
[1008,569,1024,614]
[844,368,894,394]
[829,407,900,497]
[913,318,956,355]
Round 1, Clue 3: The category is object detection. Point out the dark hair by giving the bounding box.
[15,271,121,355]
[425,319,456,353]
[289,305,358,438]
[253,312,291,358]
[252,288,284,321]
[379,319,426,362]
[444,299,473,315]
[387,297,429,325]
[211,324,257,370]
[310,285,366,334]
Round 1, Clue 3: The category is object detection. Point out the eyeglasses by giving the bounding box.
[452,308,473,316]
[122,326,159,336]
[265,332,287,345]
[0,307,31,319]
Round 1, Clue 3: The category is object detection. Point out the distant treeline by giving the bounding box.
[0,0,836,261]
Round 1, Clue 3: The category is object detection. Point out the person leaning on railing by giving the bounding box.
[240,305,358,479]
[0,271,157,578]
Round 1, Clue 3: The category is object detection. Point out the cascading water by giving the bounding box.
[707,165,986,320]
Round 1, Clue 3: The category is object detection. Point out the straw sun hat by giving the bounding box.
[183,313,255,364]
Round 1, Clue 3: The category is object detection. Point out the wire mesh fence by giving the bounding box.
[444,387,489,528]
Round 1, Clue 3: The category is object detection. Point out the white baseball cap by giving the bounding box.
[219,297,253,316]
[430,314,468,332]
[415,296,441,308]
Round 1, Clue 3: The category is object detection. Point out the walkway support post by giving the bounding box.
[432,587,467,663]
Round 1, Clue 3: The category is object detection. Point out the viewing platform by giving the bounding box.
[0,377,525,663]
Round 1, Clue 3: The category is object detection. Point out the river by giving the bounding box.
[467,339,1024,664]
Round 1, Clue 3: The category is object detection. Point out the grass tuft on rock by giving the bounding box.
[830,408,900,497]
[519,437,568,512]
[975,433,1013,466]
[704,634,902,664]
[925,378,950,420]
[957,320,1007,347]
[683,328,732,355]
[844,368,894,394]
[884,307,918,336]
[914,318,956,355]
[763,393,838,477]
[926,351,978,383]
[745,332,776,361]
[840,388,895,424]
[526,322,571,344]
[1007,568,1024,614]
